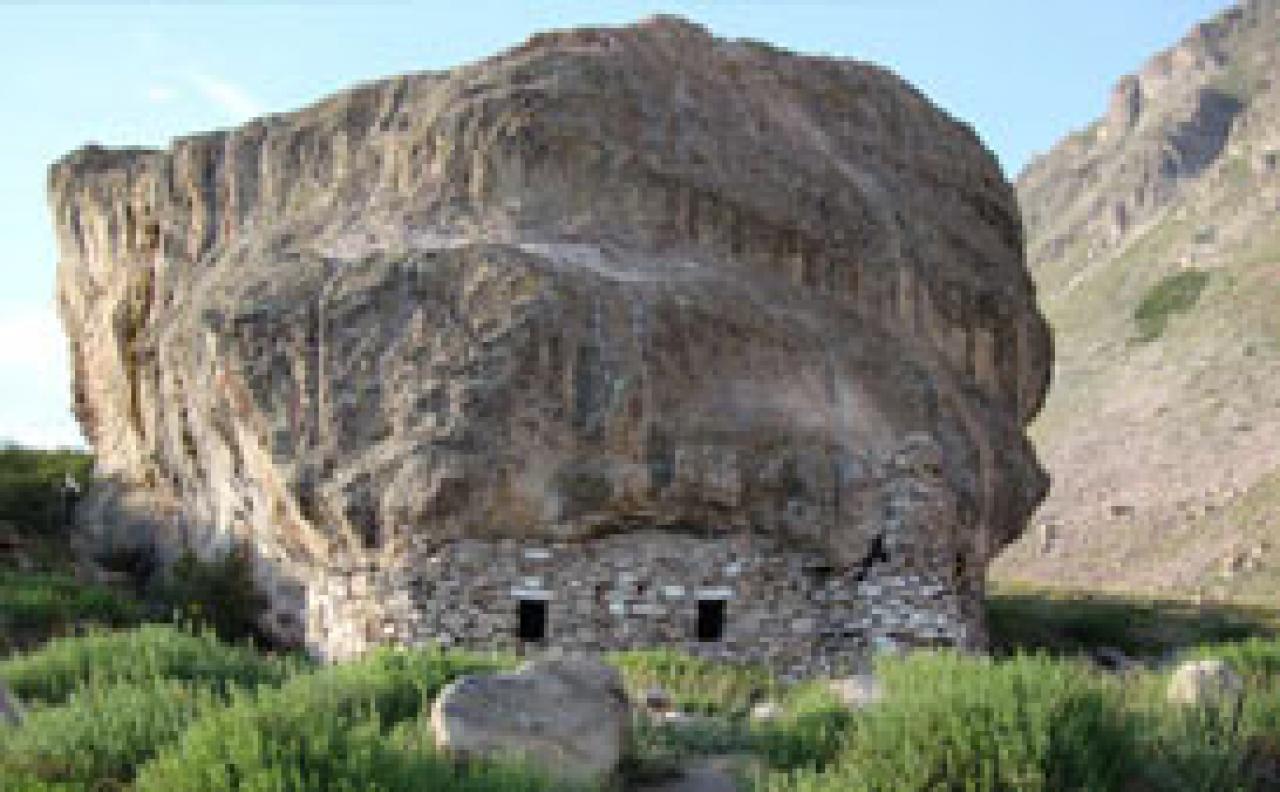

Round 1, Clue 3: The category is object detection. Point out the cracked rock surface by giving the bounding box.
[51,16,1050,649]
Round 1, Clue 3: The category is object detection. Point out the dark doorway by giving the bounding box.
[517,598,547,643]
[696,599,726,642]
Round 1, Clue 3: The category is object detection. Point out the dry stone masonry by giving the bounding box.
[51,17,1051,675]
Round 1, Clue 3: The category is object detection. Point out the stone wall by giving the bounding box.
[307,528,976,678]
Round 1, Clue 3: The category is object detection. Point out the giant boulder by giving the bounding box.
[50,16,1051,649]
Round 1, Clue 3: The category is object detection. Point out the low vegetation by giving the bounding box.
[0,618,1275,791]
[0,445,91,535]
[0,624,293,704]
[986,584,1279,659]
[1133,269,1211,342]
[146,548,269,643]
[0,569,141,654]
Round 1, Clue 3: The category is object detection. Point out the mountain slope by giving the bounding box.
[994,0,1280,600]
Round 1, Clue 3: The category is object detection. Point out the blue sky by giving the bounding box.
[0,0,1232,449]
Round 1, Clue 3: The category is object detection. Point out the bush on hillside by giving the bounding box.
[133,647,516,791]
[146,547,270,643]
[0,624,294,704]
[1189,637,1280,688]
[611,648,778,716]
[1134,269,1211,342]
[0,446,91,535]
[0,569,142,654]
[0,679,223,787]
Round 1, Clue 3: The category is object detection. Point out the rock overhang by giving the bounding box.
[49,15,1051,661]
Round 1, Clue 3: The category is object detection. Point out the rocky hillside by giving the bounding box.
[995,0,1280,600]
[50,16,1049,650]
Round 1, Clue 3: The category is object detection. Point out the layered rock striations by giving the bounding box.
[52,17,1050,669]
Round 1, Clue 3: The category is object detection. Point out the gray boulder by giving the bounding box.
[750,701,785,722]
[0,681,22,727]
[430,657,630,782]
[1166,658,1243,707]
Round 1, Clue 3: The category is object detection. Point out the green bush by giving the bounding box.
[830,652,1141,792]
[749,682,852,771]
[137,712,584,792]
[0,446,91,534]
[0,569,141,636]
[0,679,223,787]
[612,648,778,716]
[0,624,294,704]
[752,650,1280,792]
[134,646,514,791]
[147,547,270,643]
[1134,269,1210,341]
[1189,637,1280,688]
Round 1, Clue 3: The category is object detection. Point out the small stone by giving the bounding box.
[642,685,673,713]
[827,675,884,709]
[750,701,784,721]
[1167,659,1243,707]
[0,682,22,727]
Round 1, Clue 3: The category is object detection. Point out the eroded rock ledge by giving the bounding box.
[52,16,1050,673]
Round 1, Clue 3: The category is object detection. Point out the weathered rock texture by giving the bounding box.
[51,17,1049,672]
[431,657,630,782]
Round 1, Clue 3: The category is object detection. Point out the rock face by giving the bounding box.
[51,17,1049,672]
[998,0,1280,600]
[430,657,630,782]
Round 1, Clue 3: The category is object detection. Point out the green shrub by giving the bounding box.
[1134,269,1210,341]
[0,679,223,787]
[147,547,269,643]
[0,624,294,704]
[756,652,1143,792]
[750,682,852,771]
[1189,637,1280,688]
[134,646,514,791]
[611,649,777,716]
[0,569,141,636]
[0,446,91,534]
[137,712,584,792]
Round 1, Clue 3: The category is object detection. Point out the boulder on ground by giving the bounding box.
[1166,658,1244,707]
[641,685,674,714]
[749,701,784,722]
[827,675,884,709]
[430,656,630,782]
[0,681,22,726]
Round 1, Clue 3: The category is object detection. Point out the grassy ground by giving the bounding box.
[987,582,1280,660]
[1,616,1277,791]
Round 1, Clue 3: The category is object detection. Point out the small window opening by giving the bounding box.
[517,598,548,643]
[696,599,726,642]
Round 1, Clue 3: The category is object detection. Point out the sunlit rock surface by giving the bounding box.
[51,17,1050,667]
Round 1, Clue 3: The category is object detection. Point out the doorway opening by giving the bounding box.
[517,598,548,643]
[696,598,726,642]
